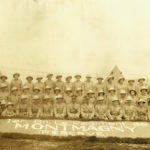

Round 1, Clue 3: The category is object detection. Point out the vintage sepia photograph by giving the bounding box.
[0,0,150,149]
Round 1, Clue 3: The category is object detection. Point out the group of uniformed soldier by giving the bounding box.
[0,73,150,120]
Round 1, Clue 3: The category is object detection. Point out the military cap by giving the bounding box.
[107,76,114,81]
[126,96,132,101]
[11,87,18,91]
[112,96,119,102]
[33,87,40,91]
[118,77,125,81]
[138,78,145,82]
[138,99,146,103]
[108,87,115,92]
[0,100,7,105]
[20,95,28,100]
[7,102,13,106]
[120,89,126,94]
[86,74,92,78]
[45,85,52,90]
[87,90,94,94]
[140,86,148,91]
[128,79,135,82]
[96,76,103,80]
[32,95,40,100]
[47,73,53,77]
[65,88,72,91]
[22,85,29,90]
[43,95,50,100]
[0,75,8,79]
[13,73,20,77]
[56,74,62,78]
[98,90,105,95]
[71,94,77,98]
[75,74,81,78]
[56,95,63,99]
[36,76,43,80]
[26,76,33,80]
[76,88,82,91]
[54,87,61,91]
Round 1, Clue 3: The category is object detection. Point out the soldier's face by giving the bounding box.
[66,91,72,95]
[45,89,51,93]
[12,90,18,95]
[1,77,6,81]
[108,78,113,83]
[98,100,104,105]
[48,76,52,80]
[86,77,91,81]
[21,99,27,104]
[97,79,103,83]
[76,76,81,80]
[110,90,115,95]
[139,102,145,107]
[126,101,131,105]
[119,79,124,84]
[27,78,32,82]
[120,93,126,98]
[130,91,136,96]
[57,77,62,81]
[77,90,82,95]
[72,97,76,103]
[14,75,19,79]
[34,89,40,94]
[141,89,147,95]
[8,105,13,109]
[55,90,61,94]
[23,89,29,93]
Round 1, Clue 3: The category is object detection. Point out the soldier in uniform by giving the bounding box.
[8,87,20,107]
[137,78,146,94]
[41,95,53,118]
[117,77,127,96]
[64,76,73,91]
[123,96,136,120]
[44,85,54,100]
[22,86,32,104]
[127,79,136,95]
[105,76,115,93]
[94,76,104,94]
[64,88,72,104]
[0,100,7,115]
[32,86,43,99]
[34,77,44,94]
[107,87,117,105]
[119,89,127,106]
[44,74,54,90]
[87,90,96,104]
[139,86,149,104]
[29,95,42,118]
[16,95,30,117]
[81,96,95,119]
[54,75,64,92]
[53,87,62,103]
[128,89,138,106]
[2,102,16,117]
[73,74,84,92]
[10,73,22,94]
[0,75,10,92]
[83,75,94,94]
[76,88,84,104]
[0,83,9,102]
[135,99,148,120]
[24,76,34,94]
[107,96,123,120]
[67,95,80,119]
[54,95,66,119]
[94,96,108,120]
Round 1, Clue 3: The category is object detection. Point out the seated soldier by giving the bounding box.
[107,96,123,120]
[139,87,149,103]
[76,88,84,104]
[129,89,138,106]
[44,85,54,97]
[2,102,16,117]
[29,95,42,118]
[0,83,9,102]
[81,95,95,119]
[107,87,117,105]
[64,88,72,104]
[53,87,62,103]
[0,100,7,115]
[67,95,80,119]
[123,96,136,120]
[119,89,127,106]
[41,95,53,118]
[94,96,108,120]
[54,95,66,119]
[32,87,43,99]
[87,90,96,104]
[135,99,148,121]
[16,95,30,117]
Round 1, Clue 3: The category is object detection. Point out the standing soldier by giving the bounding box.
[29,95,42,118]
[8,87,20,107]
[54,95,66,119]
[105,76,116,93]
[123,96,136,120]
[107,96,123,120]
[44,74,54,90]
[139,86,149,104]
[34,77,44,94]
[94,96,108,120]
[76,88,84,104]
[127,79,136,95]
[41,95,53,118]
[94,76,104,95]
[135,99,148,120]
[83,75,94,94]
[2,102,16,117]
[73,74,84,92]
[0,83,9,102]
[64,76,73,91]
[0,75,10,92]
[117,77,127,96]
[137,78,146,94]
[128,89,138,106]
[24,76,34,94]
[54,75,64,92]
[16,95,30,117]
[107,87,117,105]
[67,95,80,119]
[87,90,96,104]
[81,96,95,119]
[10,73,22,94]
[119,89,127,106]
[64,88,72,104]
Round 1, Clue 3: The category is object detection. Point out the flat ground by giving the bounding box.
[0,138,150,150]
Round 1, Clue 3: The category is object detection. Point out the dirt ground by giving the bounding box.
[0,138,150,150]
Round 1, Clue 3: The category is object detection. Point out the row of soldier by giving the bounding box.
[0,73,149,120]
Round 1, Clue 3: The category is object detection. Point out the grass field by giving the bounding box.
[0,135,150,150]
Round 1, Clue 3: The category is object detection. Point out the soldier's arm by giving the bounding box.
[16,105,20,116]
[1,109,7,117]
[90,105,95,118]
[66,104,71,117]
[107,108,113,120]
[62,104,66,118]
[80,105,85,117]
[36,107,42,118]
[76,104,81,116]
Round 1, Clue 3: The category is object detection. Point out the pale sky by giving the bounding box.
[0,0,150,80]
